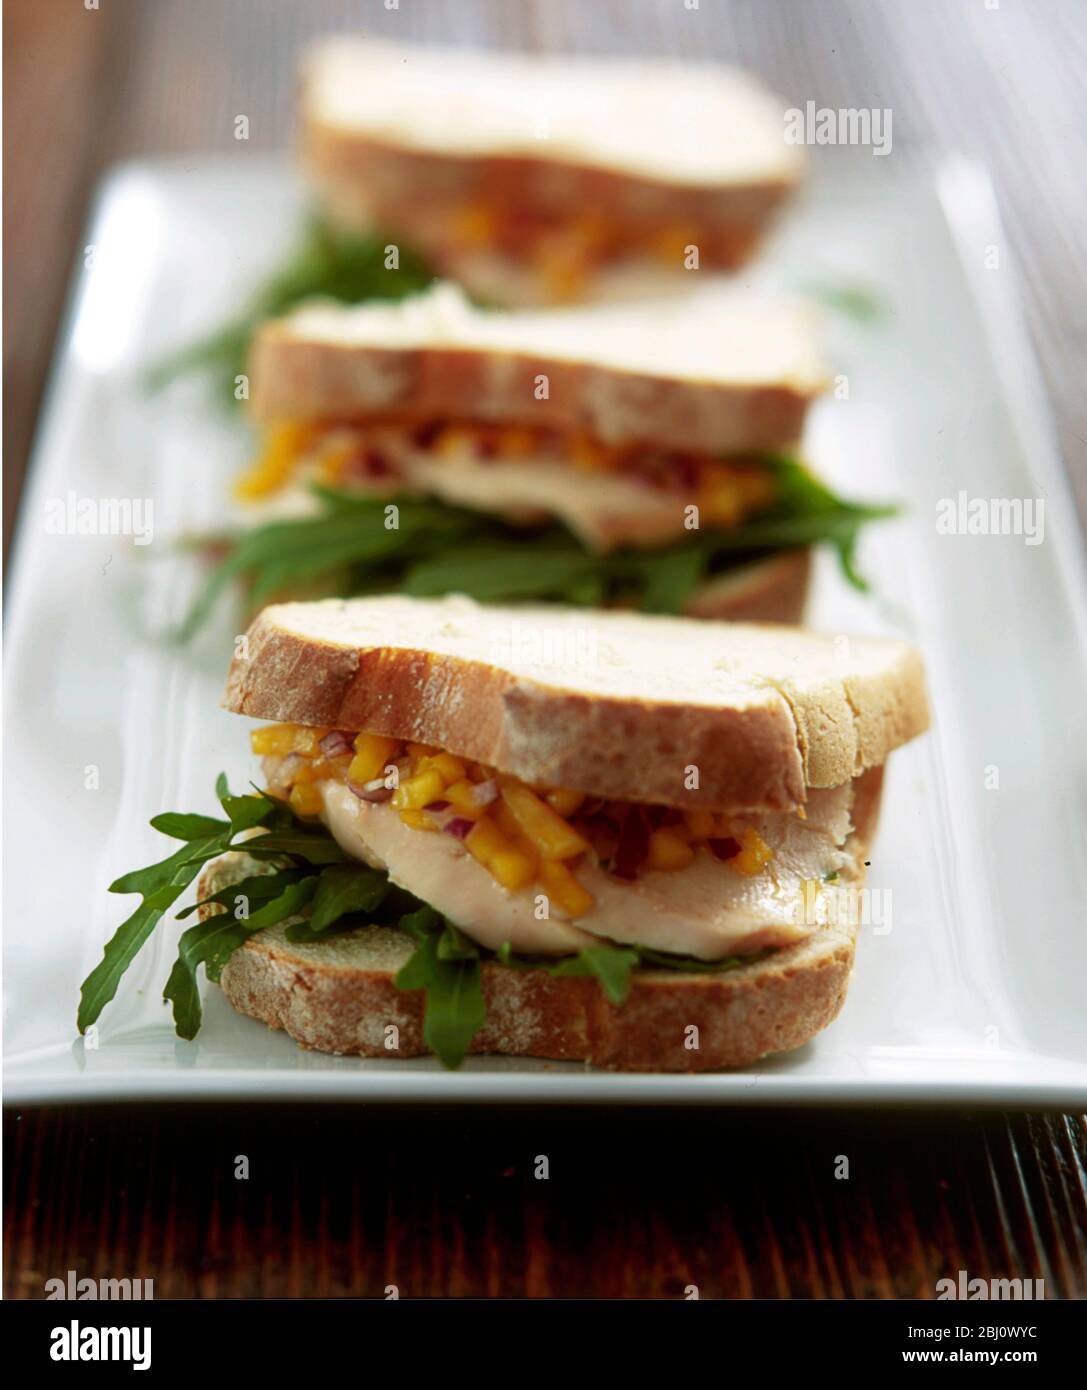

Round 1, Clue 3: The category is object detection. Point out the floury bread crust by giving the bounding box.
[205,767,883,1071]
[299,40,800,289]
[223,596,930,814]
[248,283,826,454]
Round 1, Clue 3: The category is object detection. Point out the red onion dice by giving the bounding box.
[319,730,354,758]
[423,800,451,812]
[348,778,393,803]
[469,780,498,807]
[709,837,741,861]
[443,818,475,841]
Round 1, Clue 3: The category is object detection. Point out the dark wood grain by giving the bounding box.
[5,1106,1086,1299]
[4,0,1086,1302]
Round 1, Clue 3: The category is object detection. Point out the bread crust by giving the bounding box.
[303,125,791,280]
[223,597,929,813]
[209,768,882,1071]
[248,321,817,455]
[683,548,811,624]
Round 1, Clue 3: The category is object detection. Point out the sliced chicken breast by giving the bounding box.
[317,779,855,961]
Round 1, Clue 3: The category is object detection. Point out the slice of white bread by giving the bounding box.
[300,40,801,282]
[223,595,929,813]
[249,282,826,454]
[205,766,883,1071]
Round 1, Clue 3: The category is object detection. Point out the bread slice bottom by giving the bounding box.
[209,767,882,1071]
[683,548,810,623]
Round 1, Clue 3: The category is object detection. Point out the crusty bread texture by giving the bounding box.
[206,766,883,1071]
[223,595,929,813]
[249,283,826,453]
[300,40,800,284]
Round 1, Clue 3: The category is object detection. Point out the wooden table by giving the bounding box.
[4,0,1086,1299]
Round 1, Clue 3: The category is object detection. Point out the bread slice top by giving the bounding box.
[223,596,929,813]
[250,283,826,451]
[302,39,801,189]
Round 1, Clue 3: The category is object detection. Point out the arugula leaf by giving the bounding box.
[547,945,640,1004]
[308,863,390,933]
[175,867,310,919]
[146,219,435,404]
[631,946,751,974]
[163,877,319,1037]
[79,778,324,1035]
[237,830,349,864]
[79,830,233,1034]
[149,812,231,841]
[394,916,486,1069]
[181,457,897,636]
[82,775,772,1064]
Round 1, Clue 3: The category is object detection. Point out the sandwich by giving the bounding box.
[186,283,893,633]
[150,40,800,396]
[300,38,802,305]
[80,595,930,1071]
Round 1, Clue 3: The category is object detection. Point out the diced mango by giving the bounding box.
[250,723,324,757]
[539,860,595,919]
[545,788,585,818]
[500,779,589,860]
[489,849,536,891]
[497,427,538,457]
[407,742,439,760]
[465,816,510,868]
[647,828,696,872]
[731,829,774,875]
[683,809,716,839]
[435,426,474,459]
[418,751,466,785]
[399,809,438,832]
[288,783,324,817]
[234,423,315,501]
[450,202,497,246]
[492,799,526,843]
[349,733,400,785]
[568,433,612,471]
[392,768,446,811]
[444,779,488,820]
[651,224,699,264]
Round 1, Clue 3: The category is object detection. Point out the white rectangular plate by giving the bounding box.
[5,155,1087,1106]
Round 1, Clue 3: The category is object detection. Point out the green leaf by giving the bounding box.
[180,455,898,638]
[308,863,389,933]
[149,812,229,841]
[632,946,749,974]
[176,867,309,919]
[79,830,231,1032]
[79,775,357,1036]
[549,945,640,1005]
[627,542,712,614]
[394,921,486,1070]
[240,829,349,864]
[163,877,319,1036]
[146,219,436,404]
